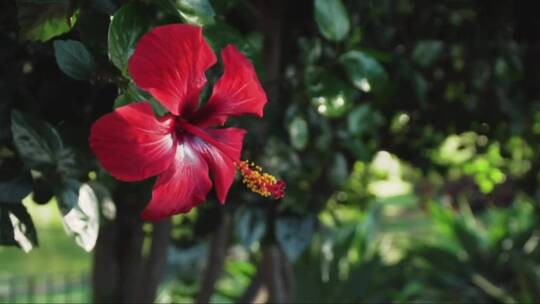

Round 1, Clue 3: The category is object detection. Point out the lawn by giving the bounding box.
[0,198,91,275]
[0,199,91,302]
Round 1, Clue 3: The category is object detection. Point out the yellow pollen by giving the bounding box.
[236,160,285,199]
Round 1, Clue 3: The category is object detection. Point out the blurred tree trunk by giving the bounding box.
[196,213,231,303]
[513,1,540,197]
[92,185,171,303]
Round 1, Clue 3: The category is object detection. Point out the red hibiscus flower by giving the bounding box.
[90,24,283,221]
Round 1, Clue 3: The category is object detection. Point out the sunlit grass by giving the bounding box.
[0,198,91,275]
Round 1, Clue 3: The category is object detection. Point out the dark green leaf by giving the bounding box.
[235,207,266,248]
[0,207,16,246]
[55,178,81,214]
[160,0,215,26]
[314,0,350,41]
[307,67,354,118]
[0,204,38,252]
[16,0,77,42]
[0,158,32,202]
[412,40,444,67]
[204,21,261,60]
[53,40,95,81]
[114,82,168,116]
[329,153,348,187]
[108,2,155,75]
[289,116,309,151]
[11,110,64,171]
[276,215,316,261]
[339,50,388,92]
[0,173,32,203]
[347,104,383,136]
[31,174,55,204]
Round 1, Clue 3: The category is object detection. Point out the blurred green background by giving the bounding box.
[2,0,540,303]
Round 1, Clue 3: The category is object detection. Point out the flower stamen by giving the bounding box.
[236,160,286,199]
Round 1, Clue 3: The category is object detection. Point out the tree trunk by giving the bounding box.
[92,184,171,303]
[196,214,231,303]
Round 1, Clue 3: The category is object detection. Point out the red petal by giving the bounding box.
[90,102,176,181]
[128,24,216,116]
[191,45,267,127]
[191,128,246,203]
[141,136,212,221]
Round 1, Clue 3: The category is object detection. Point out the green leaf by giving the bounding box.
[56,179,100,251]
[11,110,64,171]
[0,158,32,202]
[276,215,316,261]
[16,0,77,42]
[114,82,168,116]
[0,173,32,203]
[56,178,81,213]
[31,175,55,204]
[53,40,95,81]
[347,104,383,136]
[329,153,348,187]
[108,2,154,75]
[235,207,266,248]
[160,0,215,26]
[314,0,350,41]
[88,181,116,221]
[412,40,444,67]
[307,67,354,118]
[0,207,16,246]
[339,50,388,92]
[204,21,259,58]
[0,204,39,252]
[288,116,309,151]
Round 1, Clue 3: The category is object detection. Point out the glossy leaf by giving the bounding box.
[16,0,77,42]
[0,207,16,246]
[53,40,95,81]
[108,2,154,74]
[314,0,350,41]
[339,50,388,92]
[276,215,316,261]
[11,110,64,171]
[160,0,215,26]
[307,67,354,118]
[56,179,100,251]
[289,116,309,151]
[0,204,38,252]
[88,181,116,221]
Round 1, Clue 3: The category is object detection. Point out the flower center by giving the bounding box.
[236,160,286,199]
[175,118,239,161]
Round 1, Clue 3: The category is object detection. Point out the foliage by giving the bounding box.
[2,0,540,303]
